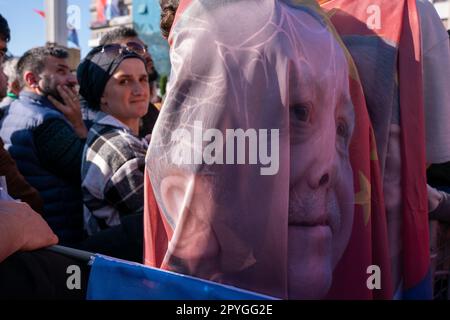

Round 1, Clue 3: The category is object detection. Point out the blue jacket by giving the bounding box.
[0,91,84,245]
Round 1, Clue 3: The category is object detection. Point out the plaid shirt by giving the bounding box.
[81,112,149,234]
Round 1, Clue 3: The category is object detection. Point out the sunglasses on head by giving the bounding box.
[100,42,148,57]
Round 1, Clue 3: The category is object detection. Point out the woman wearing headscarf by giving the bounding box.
[143,0,392,299]
[77,46,150,261]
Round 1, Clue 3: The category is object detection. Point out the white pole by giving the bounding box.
[45,0,68,46]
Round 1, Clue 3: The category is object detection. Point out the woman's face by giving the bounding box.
[101,58,150,125]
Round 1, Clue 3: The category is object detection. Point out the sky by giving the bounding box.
[0,0,91,58]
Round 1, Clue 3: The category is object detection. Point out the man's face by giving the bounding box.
[287,35,355,299]
[37,56,77,103]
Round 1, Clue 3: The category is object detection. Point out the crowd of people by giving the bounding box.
[0,0,450,300]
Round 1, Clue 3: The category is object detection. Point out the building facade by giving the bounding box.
[89,0,447,76]
[89,0,170,76]
[431,0,450,29]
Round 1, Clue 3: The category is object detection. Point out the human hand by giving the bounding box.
[429,191,450,224]
[0,201,58,252]
[48,85,88,138]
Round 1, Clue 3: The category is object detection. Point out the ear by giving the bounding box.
[24,71,38,89]
[159,173,220,261]
[160,174,194,223]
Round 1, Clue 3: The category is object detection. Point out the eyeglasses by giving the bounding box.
[100,42,148,57]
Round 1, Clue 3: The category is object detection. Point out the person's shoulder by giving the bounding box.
[3,97,39,118]
[87,125,141,164]
[88,122,128,141]
[37,117,71,131]
[86,123,119,148]
[115,129,147,158]
[0,96,13,109]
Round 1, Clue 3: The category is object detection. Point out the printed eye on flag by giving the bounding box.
[143,0,394,300]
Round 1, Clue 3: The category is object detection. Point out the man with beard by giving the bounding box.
[0,45,87,245]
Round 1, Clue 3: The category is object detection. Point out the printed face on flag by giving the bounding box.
[146,0,356,299]
[286,8,355,299]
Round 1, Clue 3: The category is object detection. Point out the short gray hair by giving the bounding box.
[2,57,20,84]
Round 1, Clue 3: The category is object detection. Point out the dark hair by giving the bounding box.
[160,0,179,38]
[17,45,69,87]
[99,27,139,45]
[0,14,10,42]
[99,26,160,83]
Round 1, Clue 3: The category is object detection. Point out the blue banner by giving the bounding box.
[87,255,276,300]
